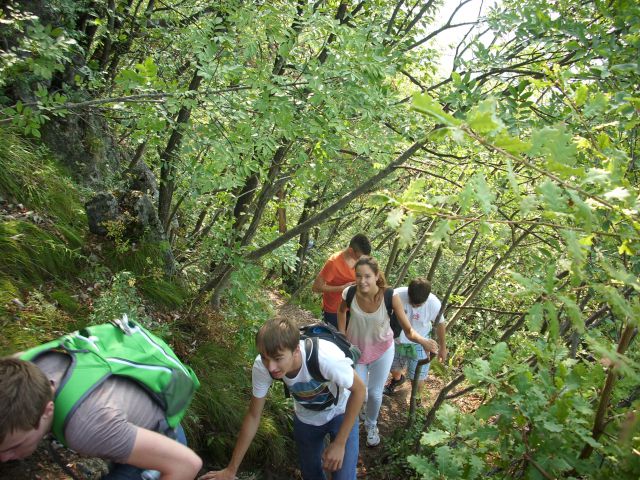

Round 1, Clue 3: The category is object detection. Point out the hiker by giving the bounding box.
[199,317,365,480]
[0,320,202,480]
[337,257,438,447]
[312,233,371,328]
[384,278,447,404]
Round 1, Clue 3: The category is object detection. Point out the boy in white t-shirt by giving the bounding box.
[383,278,447,401]
[199,317,365,480]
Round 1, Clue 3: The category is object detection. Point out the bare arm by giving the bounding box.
[125,427,202,480]
[392,295,438,354]
[435,321,447,362]
[322,371,365,472]
[312,274,355,294]
[199,396,267,480]
[337,299,348,334]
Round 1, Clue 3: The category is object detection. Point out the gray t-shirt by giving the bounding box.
[35,352,165,463]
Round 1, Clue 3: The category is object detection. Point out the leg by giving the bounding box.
[104,425,187,480]
[384,349,408,395]
[407,345,430,405]
[323,311,338,329]
[293,415,329,480]
[363,345,394,431]
[326,414,359,480]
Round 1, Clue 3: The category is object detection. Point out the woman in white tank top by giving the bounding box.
[337,256,438,447]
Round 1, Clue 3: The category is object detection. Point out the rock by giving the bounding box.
[128,161,159,200]
[85,193,120,236]
[132,193,165,241]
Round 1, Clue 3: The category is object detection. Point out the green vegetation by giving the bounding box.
[1,0,639,478]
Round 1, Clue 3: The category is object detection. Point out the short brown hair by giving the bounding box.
[408,278,431,305]
[256,317,300,357]
[0,358,52,443]
[349,234,371,256]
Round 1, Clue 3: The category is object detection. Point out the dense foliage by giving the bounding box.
[1,0,638,478]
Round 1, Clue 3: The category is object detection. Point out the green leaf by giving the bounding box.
[527,303,544,332]
[530,125,577,166]
[386,207,405,228]
[494,132,532,155]
[489,342,511,371]
[421,429,451,446]
[412,93,460,126]
[398,213,415,247]
[435,445,463,477]
[466,98,503,134]
[542,420,564,432]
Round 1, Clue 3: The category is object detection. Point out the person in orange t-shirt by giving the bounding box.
[312,234,371,328]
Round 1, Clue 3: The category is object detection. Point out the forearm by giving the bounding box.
[436,323,446,349]
[337,311,347,334]
[225,411,262,474]
[334,379,365,445]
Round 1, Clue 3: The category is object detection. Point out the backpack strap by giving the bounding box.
[305,337,339,406]
[304,337,326,381]
[345,285,357,308]
[383,288,394,317]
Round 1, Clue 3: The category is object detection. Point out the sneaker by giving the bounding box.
[383,375,406,395]
[366,426,380,447]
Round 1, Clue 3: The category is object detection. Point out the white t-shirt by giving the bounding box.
[394,287,444,344]
[252,339,354,426]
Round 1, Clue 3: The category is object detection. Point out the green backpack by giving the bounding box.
[20,316,200,446]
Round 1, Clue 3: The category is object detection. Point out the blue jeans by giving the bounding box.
[104,425,187,480]
[323,311,349,330]
[322,311,338,329]
[293,414,359,480]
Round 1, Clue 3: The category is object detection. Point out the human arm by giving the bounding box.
[322,371,365,472]
[392,295,438,354]
[435,321,447,362]
[125,427,202,480]
[312,274,355,294]
[198,395,267,480]
[337,299,349,334]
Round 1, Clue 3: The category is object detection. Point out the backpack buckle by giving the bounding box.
[112,314,133,335]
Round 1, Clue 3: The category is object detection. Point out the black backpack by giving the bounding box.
[345,286,402,338]
[281,323,361,410]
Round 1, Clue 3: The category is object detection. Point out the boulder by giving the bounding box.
[85,193,120,236]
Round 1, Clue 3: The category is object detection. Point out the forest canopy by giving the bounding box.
[1,0,639,478]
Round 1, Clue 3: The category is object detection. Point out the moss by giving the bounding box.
[0,220,84,287]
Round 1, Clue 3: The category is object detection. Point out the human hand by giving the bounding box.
[423,339,439,354]
[322,441,345,472]
[341,281,356,289]
[198,468,237,480]
[438,346,448,363]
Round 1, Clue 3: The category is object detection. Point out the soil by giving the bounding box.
[0,292,481,480]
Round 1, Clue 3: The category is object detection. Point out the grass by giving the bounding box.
[185,342,294,473]
[0,220,85,287]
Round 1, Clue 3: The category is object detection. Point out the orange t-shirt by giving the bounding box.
[319,251,355,314]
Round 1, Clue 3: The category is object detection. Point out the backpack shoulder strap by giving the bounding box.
[345,285,357,308]
[383,288,394,317]
[304,337,326,381]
